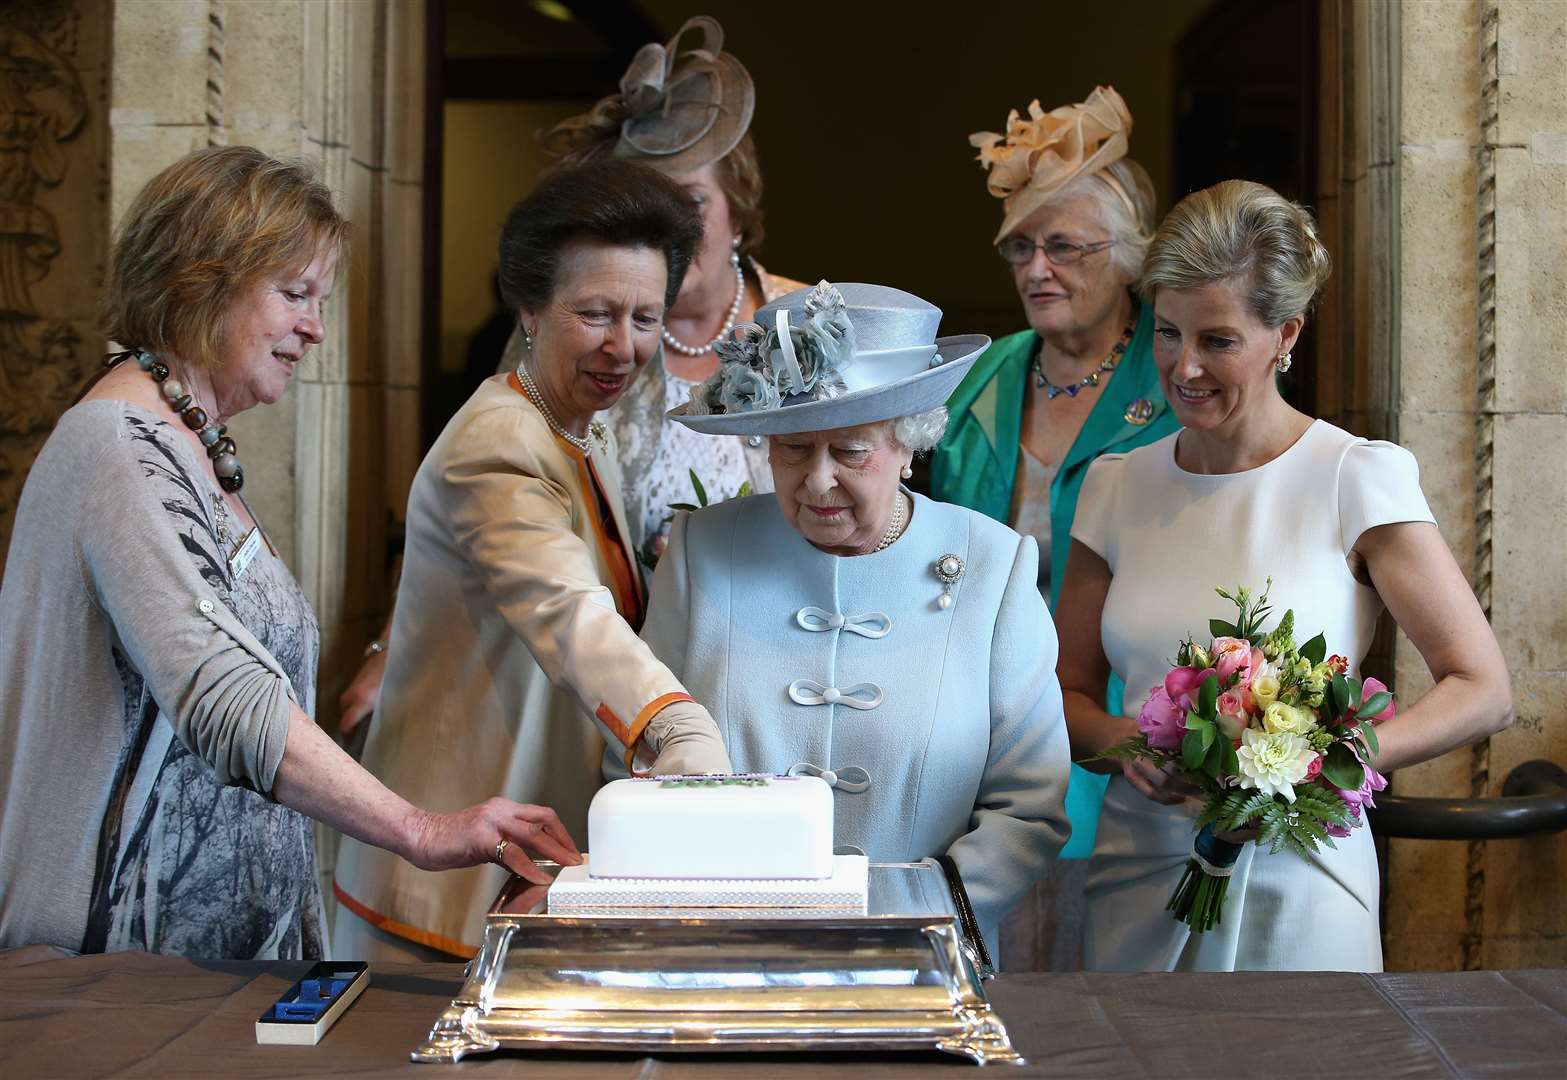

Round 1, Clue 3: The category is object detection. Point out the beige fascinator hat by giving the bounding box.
[543,15,755,174]
[969,85,1136,243]
[670,282,989,436]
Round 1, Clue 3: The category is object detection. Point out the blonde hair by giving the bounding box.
[1138,179,1331,325]
[103,146,348,370]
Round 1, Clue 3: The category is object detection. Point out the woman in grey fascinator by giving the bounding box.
[621,281,1075,962]
[526,15,804,565]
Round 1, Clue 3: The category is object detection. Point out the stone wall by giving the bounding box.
[0,0,109,577]
[107,0,426,722]
[1385,0,1567,971]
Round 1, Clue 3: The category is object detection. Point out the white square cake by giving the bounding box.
[546,774,867,916]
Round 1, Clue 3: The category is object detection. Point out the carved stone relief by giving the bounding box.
[0,0,104,576]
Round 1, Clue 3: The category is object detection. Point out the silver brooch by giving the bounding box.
[933,553,965,610]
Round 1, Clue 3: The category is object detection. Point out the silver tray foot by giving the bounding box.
[410,1005,499,1064]
[938,1006,1025,1066]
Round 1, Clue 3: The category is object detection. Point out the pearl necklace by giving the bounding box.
[873,492,908,553]
[661,251,745,357]
[514,360,605,454]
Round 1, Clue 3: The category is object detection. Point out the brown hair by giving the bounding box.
[541,116,767,260]
[498,160,704,314]
[102,146,348,370]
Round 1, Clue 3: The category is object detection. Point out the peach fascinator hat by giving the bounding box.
[969,85,1137,243]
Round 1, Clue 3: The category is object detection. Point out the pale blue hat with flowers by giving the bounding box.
[670,281,989,436]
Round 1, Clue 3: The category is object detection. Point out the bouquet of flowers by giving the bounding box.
[1095,581,1392,932]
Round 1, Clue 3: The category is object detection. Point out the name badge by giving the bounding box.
[229,527,263,580]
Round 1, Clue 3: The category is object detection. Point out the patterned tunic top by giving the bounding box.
[0,401,324,959]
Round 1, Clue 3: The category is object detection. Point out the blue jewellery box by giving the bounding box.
[255,962,369,1045]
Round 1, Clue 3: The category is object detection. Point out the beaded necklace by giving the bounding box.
[107,350,243,491]
[1033,315,1136,400]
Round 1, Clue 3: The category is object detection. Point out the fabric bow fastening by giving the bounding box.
[788,762,872,793]
[787,679,883,710]
[795,606,892,638]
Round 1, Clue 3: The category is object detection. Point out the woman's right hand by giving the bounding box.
[646,700,733,775]
[405,798,582,885]
[1120,757,1203,806]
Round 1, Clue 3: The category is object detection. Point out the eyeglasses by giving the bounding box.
[996,236,1116,267]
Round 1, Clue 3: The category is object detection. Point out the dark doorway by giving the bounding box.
[420,0,658,451]
[1172,0,1320,409]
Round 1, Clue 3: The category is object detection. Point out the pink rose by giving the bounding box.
[1360,676,1396,724]
[1304,754,1323,782]
[1137,685,1187,752]
[1216,689,1250,740]
[1164,666,1216,711]
[1211,637,1254,685]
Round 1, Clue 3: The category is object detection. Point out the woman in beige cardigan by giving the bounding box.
[332,162,732,961]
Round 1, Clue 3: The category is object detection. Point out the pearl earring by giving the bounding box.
[1276,351,1292,374]
[900,465,913,480]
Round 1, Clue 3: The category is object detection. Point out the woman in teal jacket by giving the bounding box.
[932,87,1178,859]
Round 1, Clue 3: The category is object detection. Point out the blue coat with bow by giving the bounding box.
[612,490,1072,952]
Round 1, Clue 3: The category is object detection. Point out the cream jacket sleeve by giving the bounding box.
[442,404,697,767]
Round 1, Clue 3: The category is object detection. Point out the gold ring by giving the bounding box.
[494,838,510,865]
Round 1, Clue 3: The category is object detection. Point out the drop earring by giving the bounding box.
[1276,351,1292,374]
[900,465,913,480]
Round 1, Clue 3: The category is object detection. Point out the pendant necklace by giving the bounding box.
[1033,316,1136,400]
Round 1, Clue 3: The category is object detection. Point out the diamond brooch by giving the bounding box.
[933,553,965,610]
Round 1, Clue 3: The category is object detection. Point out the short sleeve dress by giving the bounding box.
[1070,419,1434,972]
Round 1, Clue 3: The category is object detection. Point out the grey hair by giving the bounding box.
[791,376,948,454]
[890,407,949,454]
[1043,158,1157,284]
[1137,179,1332,326]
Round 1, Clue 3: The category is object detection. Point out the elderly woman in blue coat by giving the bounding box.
[618,281,1073,954]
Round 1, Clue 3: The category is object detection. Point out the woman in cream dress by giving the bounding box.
[1056,181,1513,971]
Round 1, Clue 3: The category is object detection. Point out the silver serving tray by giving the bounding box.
[412,860,1021,1066]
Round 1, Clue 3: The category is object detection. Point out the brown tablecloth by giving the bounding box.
[3,946,1564,1078]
